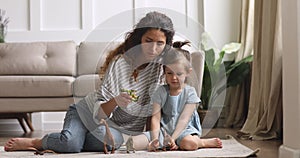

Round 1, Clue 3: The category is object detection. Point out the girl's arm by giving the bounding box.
[148,102,161,151]
[171,103,197,140]
[151,102,161,140]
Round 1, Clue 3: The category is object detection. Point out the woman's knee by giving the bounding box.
[106,127,124,148]
[82,126,124,152]
[58,131,84,152]
[179,138,198,151]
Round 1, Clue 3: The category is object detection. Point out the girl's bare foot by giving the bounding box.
[4,138,42,151]
[200,138,222,148]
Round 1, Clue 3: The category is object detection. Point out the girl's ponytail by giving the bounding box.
[172,40,191,61]
[172,40,191,49]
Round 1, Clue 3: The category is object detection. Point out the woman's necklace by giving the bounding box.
[131,63,149,82]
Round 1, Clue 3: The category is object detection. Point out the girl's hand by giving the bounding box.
[114,92,132,108]
[169,138,178,150]
[148,139,159,152]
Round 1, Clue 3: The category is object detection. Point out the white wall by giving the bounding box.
[203,0,241,49]
[0,0,241,131]
[280,0,300,157]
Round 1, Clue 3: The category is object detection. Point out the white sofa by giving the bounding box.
[0,41,204,132]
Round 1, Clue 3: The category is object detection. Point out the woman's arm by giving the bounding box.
[171,103,196,140]
[99,93,133,117]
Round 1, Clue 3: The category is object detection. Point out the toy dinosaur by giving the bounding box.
[162,128,172,151]
[121,88,139,102]
[148,139,160,152]
[29,147,56,155]
[125,135,135,153]
[99,119,115,154]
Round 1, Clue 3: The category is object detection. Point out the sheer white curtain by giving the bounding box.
[238,0,283,140]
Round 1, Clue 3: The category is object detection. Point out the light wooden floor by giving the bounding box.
[204,128,282,158]
[0,128,282,158]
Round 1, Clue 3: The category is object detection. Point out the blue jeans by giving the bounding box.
[41,99,124,153]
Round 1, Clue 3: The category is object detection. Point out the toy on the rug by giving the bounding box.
[125,135,135,153]
[148,139,160,152]
[100,119,115,154]
[28,147,56,155]
[34,149,56,155]
[162,128,172,151]
[148,128,173,152]
[121,88,139,102]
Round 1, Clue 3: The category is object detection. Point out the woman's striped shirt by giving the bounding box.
[85,55,163,135]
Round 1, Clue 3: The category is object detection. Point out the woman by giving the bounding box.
[4,11,175,153]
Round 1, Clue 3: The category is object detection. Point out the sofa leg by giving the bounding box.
[0,113,34,133]
[23,113,34,132]
[17,117,28,133]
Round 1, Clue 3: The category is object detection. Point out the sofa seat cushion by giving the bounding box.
[73,74,102,97]
[0,97,74,112]
[0,76,75,97]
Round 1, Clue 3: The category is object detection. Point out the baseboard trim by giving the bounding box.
[43,122,63,131]
[279,145,300,158]
[0,122,63,132]
[0,123,24,132]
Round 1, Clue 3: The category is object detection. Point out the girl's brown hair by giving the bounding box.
[162,40,192,84]
[163,41,191,68]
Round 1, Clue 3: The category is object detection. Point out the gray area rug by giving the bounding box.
[0,135,259,158]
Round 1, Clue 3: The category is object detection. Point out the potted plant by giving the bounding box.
[0,9,9,43]
[198,33,253,126]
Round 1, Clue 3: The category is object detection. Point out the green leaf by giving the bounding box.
[214,51,225,72]
[205,49,215,68]
[226,55,253,75]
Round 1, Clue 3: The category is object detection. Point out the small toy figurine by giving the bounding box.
[121,88,139,102]
[162,128,172,151]
[148,139,159,152]
[125,135,135,153]
[99,119,115,154]
[33,149,56,155]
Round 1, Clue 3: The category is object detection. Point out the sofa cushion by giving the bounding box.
[73,74,102,97]
[77,42,120,75]
[191,51,205,97]
[0,98,74,112]
[0,41,77,75]
[0,76,75,97]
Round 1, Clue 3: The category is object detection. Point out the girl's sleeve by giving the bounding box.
[186,87,201,105]
[150,85,167,107]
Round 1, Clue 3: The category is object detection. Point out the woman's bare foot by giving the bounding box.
[200,138,222,148]
[4,138,43,151]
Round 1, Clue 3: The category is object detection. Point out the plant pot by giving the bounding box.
[197,109,219,128]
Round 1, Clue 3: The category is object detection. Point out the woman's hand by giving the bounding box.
[114,92,132,108]
[148,139,159,152]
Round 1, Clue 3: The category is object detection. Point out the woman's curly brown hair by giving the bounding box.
[100,11,175,74]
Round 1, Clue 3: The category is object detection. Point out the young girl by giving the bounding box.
[148,41,222,151]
